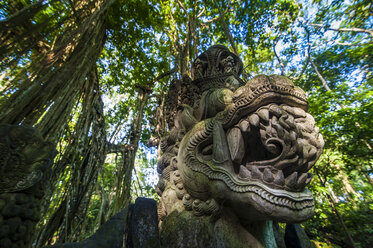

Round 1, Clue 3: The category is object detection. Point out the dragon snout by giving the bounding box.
[201,103,323,193]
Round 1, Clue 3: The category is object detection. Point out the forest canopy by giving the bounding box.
[0,0,372,247]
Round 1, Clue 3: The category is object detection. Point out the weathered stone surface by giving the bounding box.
[0,124,55,193]
[160,211,212,248]
[161,209,277,248]
[0,238,12,247]
[50,198,160,248]
[273,222,286,248]
[157,45,324,247]
[0,124,56,248]
[129,197,160,248]
[284,224,313,248]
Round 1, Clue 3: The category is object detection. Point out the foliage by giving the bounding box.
[0,0,371,247]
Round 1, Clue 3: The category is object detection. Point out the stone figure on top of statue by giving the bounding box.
[157,45,324,247]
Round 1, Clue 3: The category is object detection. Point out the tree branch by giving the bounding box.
[291,25,311,81]
[310,59,331,91]
[334,41,372,46]
[273,35,285,75]
[310,23,373,37]
[203,15,219,24]
[152,67,178,84]
[177,0,188,15]
[105,142,134,154]
[213,0,238,56]
[197,7,205,18]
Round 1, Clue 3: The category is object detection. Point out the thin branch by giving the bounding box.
[273,35,285,75]
[105,142,134,154]
[197,7,205,18]
[152,67,178,84]
[334,41,372,46]
[193,0,198,13]
[135,83,152,94]
[310,59,331,91]
[310,23,373,37]
[201,0,230,23]
[292,25,311,81]
[226,0,232,13]
[213,0,238,55]
[311,39,372,49]
[203,15,219,24]
[132,166,144,197]
[176,0,188,15]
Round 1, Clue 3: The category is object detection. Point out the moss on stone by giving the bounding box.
[160,210,214,248]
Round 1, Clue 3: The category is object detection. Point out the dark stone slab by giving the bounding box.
[49,197,160,248]
[49,208,129,248]
[128,197,160,248]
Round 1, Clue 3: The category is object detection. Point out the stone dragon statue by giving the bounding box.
[157,45,324,247]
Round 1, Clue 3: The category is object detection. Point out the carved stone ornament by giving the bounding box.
[157,45,324,247]
[0,124,55,193]
[0,124,55,248]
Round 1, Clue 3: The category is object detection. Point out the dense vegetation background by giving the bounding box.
[0,0,371,247]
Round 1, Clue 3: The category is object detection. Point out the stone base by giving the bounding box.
[160,209,277,248]
[49,197,160,248]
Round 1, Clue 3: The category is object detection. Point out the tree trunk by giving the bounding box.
[326,186,356,248]
[112,86,152,213]
[0,0,112,144]
[35,66,108,245]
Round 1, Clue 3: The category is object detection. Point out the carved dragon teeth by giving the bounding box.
[274,170,285,186]
[238,165,251,179]
[237,165,313,192]
[250,186,314,211]
[250,166,263,179]
[257,108,270,123]
[269,104,282,117]
[223,109,318,193]
[224,102,321,192]
[238,120,250,132]
[227,127,245,164]
[285,172,298,189]
[248,114,260,127]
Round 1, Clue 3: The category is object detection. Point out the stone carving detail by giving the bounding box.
[0,124,54,193]
[157,45,324,247]
[0,124,55,248]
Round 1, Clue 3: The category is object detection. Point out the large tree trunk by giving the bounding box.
[0,0,112,144]
[35,66,107,246]
[0,1,114,245]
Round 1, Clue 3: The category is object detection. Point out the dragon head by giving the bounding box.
[158,45,324,225]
